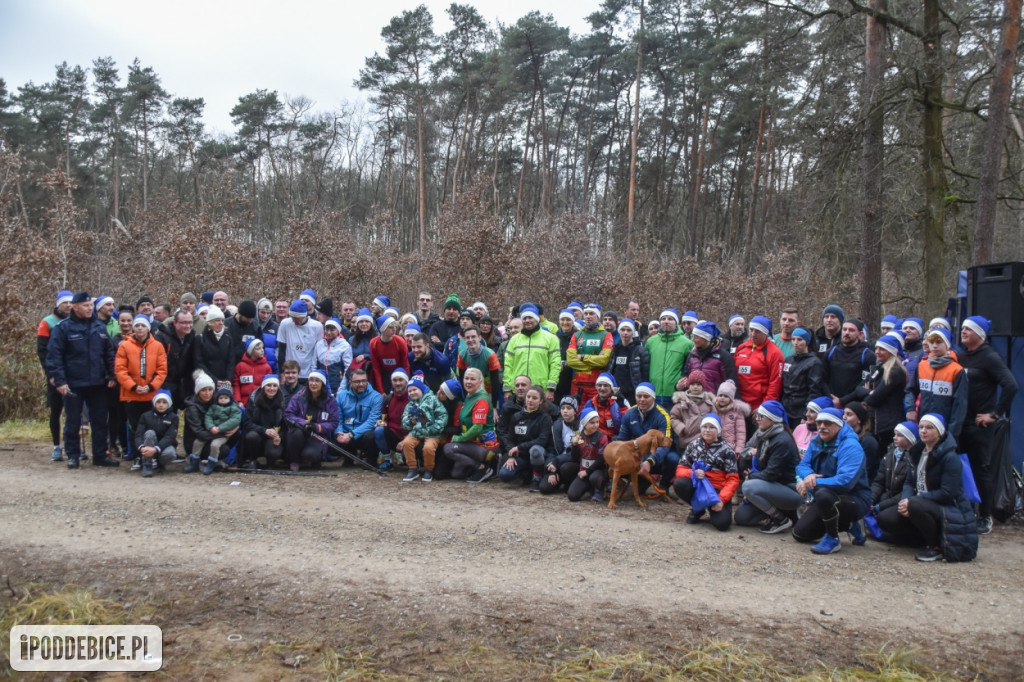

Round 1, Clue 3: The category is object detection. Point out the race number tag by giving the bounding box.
[931,380,953,396]
[738,365,751,375]
[514,425,527,435]
[383,358,396,366]
[240,375,253,384]
[616,356,627,365]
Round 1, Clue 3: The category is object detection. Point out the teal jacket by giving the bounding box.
[401,391,448,439]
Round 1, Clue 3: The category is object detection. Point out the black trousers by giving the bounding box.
[792,488,860,541]
[673,477,733,531]
[62,386,109,459]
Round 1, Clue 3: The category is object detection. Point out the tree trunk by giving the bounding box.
[688,97,711,259]
[627,0,644,248]
[742,101,767,270]
[416,87,427,253]
[860,0,886,330]
[973,0,1022,265]
[921,0,946,314]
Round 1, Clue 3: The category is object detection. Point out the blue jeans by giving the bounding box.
[63,385,109,459]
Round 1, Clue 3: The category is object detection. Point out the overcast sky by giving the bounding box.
[0,0,594,135]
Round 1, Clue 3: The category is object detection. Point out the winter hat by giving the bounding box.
[354,308,374,324]
[132,314,151,330]
[717,379,737,399]
[205,306,225,322]
[232,300,255,319]
[567,301,584,315]
[573,320,584,331]
[459,308,477,322]
[559,395,579,411]
[200,291,214,304]
[261,374,280,388]
[152,389,173,407]
[94,295,113,310]
[815,407,845,427]
[692,321,720,342]
[844,401,868,426]
[929,317,951,331]
[618,318,637,334]
[875,334,901,357]
[919,413,947,436]
[225,305,238,317]
[520,304,540,321]
[409,377,429,395]
[558,309,575,322]
[56,290,74,306]
[299,289,317,308]
[245,338,264,356]
[925,327,952,348]
[193,372,215,394]
[256,297,272,312]
[749,315,773,337]
[659,308,680,324]
[377,315,397,332]
[682,310,699,324]
[685,369,706,388]
[822,304,845,324]
[307,369,328,386]
[324,318,342,332]
[595,372,617,388]
[196,303,209,315]
[71,292,91,304]
[472,301,489,315]
[372,295,390,310]
[404,323,422,334]
[579,408,600,427]
[648,320,660,332]
[757,400,788,425]
[315,298,335,318]
[288,300,308,318]
[894,420,919,446]
[440,379,464,401]
[880,314,898,332]
[807,396,833,414]
[901,317,924,335]
[890,329,907,348]
[214,386,233,402]
[635,382,657,398]
[583,302,602,315]
[390,368,409,383]
[181,292,198,304]
[136,295,154,308]
[603,311,618,323]
[400,313,418,326]
[443,294,462,311]
[792,327,812,344]
[728,314,745,326]
[700,413,723,432]
[383,307,400,320]
[962,316,991,342]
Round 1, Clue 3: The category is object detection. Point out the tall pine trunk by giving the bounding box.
[860,0,886,329]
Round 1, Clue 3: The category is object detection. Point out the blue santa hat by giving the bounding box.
[962,316,991,342]
[618,318,637,333]
[94,295,113,310]
[875,334,901,357]
[925,327,952,348]
[324,318,343,332]
[439,379,464,401]
[692,321,720,342]
[901,317,924,335]
[815,407,845,427]
[404,323,421,334]
[880,314,898,331]
[728,314,745,326]
[659,308,680,324]
[806,396,834,414]
[595,372,617,388]
[682,310,699,324]
[919,413,947,436]
[895,420,919,446]
[700,413,723,432]
[132,314,151,329]
[635,382,657,398]
[354,308,374,324]
[307,369,328,386]
[299,289,317,308]
[289,300,309,317]
[583,302,602,315]
[373,295,390,310]
[56,290,74,306]
[519,304,540,321]
[151,389,173,406]
[377,315,397,332]
[579,407,600,427]
[749,315,773,337]
[558,309,575,322]
[757,399,789,427]
[245,337,264,356]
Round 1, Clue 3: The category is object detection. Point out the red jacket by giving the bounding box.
[369,336,410,394]
[233,354,273,405]
[732,340,784,411]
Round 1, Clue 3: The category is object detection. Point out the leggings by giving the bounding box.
[875,503,926,546]
[566,468,608,501]
[792,488,860,541]
[286,429,322,467]
[441,442,496,479]
[673,477,733,531]
[46,383,63,446]
[735,478,804,526]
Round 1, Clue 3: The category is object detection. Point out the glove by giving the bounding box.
[304,421,314,435]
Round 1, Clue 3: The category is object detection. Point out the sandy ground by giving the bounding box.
[1,441,1022,679]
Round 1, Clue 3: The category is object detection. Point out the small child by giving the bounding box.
[202,387,242,475]
[133,389,179,478]
[400,378,448,482]
[565,409,610,502]
[713,379,750,453]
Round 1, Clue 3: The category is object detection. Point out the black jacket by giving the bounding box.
[184,394,215,443]
[496,397,525,452]
[154,326,196,394]
[194,328,235,383]
[610,341,650,402]
[781,352,827,424]
[224,316,262,366]
[505,407,553,456]
[46,312,115,389]
[858,361,907,435]
[824,341,875,404]
[958,342,1018,419]
[746,429,799,485]
[133,407,179,453]
[871,441,922,510]
[243,387,284,436]
[428,318,460,351]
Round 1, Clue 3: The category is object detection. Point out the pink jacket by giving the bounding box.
[714,398,750,453]
[670,391,715,450]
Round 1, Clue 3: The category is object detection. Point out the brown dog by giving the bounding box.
[604,428,673,508]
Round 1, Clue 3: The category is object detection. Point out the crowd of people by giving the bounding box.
[39,288,1018,562]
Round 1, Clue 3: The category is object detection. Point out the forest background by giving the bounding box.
[0,0,1021,419]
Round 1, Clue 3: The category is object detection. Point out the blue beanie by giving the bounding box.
[300,289,317,303]
[404,323,421,333]
[200,291,214,304]
[583,302,602,315]
[567,301,583,314]
[409,377,429,395]
[377,315,397,332]
[307,369,328,386]
[757,399,788,427]
[962,316,991,342]
[792,327,812,344]
[559,309,575,321]
[823,304,845,323]
[729,314,745,325]
[520,304,540,321]
[579,407,600,427]
[815,407,845,426]
[354,307,373,324]
[132,314,151,329]
[692,321,720,342]
[618,318,637,333]
[289,300,308,317]
[749,315,773,337]
[895,420,919,445]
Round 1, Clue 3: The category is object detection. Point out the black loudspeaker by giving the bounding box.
[967,262,1024,337]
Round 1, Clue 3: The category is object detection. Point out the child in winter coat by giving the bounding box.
[401,378,448,482]
[133,389,179,478]
[564,408,611,501]
[670,370,716,452]
[202,386,242,474]
[713,379,750,453]
[233,338,273,405]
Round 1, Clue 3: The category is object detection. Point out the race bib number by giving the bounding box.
[783,363,792,373]
[615,356,627,365]
[606,419,614,427]
[321,412,330,421]
[918,378,932,392]
[818,343,827,353]
[345,417,354,425]
[581,458,595,469]
[738,365,751,375]
[931,380,953,396]
[383,358,396,366]
[861,370,869,380]
[295,344,304,352]
[240,375,253,384]
[514,425,528,435]
[586,339,600,347]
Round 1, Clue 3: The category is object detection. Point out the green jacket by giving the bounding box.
[402,391,448,439]
[205,402,242,432]
[502,327,561,392]
[646,330,693,398]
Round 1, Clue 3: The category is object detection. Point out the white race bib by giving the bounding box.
[240,375,253,384]
[615,356,627,365]
[738,365,751,375]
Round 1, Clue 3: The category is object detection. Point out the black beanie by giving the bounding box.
[238,300,257,319]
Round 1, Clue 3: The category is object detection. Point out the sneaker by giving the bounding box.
[529,476,541,493]
[289,462,300,472]
[130,458,141,471]
[977,517,993,535]
[915,546,943,562]
[379,460,394,473]
[171,453,186,464]
[202,459,217,475]
[243,460,257,471]
[591,489,605,503]
[811,534,842,554]
[403,469,420,482]
[848,520,866,546]
[141,460,153,478]
[686,509,705,524]
[92,455,120,467]
[467,466,493,483]
[121,449,134,461]
[323,452,339,462]
[421,471,433,483]
[51,446,62,461]
[183,455,200,473]
[109,444,124,460]
[66,457,80,469]
[760,516,794,534]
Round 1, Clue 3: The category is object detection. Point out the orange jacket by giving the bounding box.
[115,333,167,402]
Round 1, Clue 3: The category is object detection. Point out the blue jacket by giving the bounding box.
[409,348,453,393]
[335,385,382,439]
[797,422,872,515]
[46,312,115,389]
[260,319,279,372]
[615,403,672,468]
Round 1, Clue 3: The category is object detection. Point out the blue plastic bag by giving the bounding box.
[690,459,722,513]
[863,513,883,539]
[959,453,982,505]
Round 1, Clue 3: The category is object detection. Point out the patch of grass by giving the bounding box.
[0,419,49,442]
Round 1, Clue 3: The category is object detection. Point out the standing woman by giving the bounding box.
[347,308,378,375]
[440,368,498,482]
[876,414,978,562]
[857,334,907,457]
[194,306,234,387]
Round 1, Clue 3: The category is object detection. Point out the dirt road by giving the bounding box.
[1,443,1022,679]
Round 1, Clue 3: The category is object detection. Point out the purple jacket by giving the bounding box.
[684,340,737,394]
[284,386,340,456]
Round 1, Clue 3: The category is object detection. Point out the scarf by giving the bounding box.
[928,354,953,369]
[752,422,784,444]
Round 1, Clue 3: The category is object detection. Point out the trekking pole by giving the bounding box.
[226,467,335,478]
[286,419,385,476]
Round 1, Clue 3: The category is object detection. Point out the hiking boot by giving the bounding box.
[848,520,866,546]
[51,446,63,462]
[915,546,943,562]
[66,457,80,469]
[183,455,200,473]
[92,455,120,467]
[811,534,842,554]
[467,466,493,483]
[130,458,142,471]
[403,469,420,482]
[977,516,993,535]
[202,458,217,475]
[421,471,433,483]
[686,509,705,524]
[591,489,605,503]
[760,516,794,534]
[141,459,154,478]
[529,476,541,493]
[290,462,300,472]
